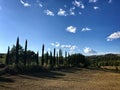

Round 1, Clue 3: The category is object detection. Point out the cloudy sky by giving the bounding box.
[0,0,120,55]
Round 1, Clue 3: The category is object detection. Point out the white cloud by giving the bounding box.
[81,4,85,9]
[89,0,98,3]
[51,42,60,47]
[66,26,77,33]
[93,6,99,10]
[70,45,77,51]
[72,0,85,9]
[107,31,120,41]
[83,47,97,54]
[38,3,43,7]
[61,45,71,48]
[58,9,67,16]
[70,11,75,15]
[61,45,77,50]
[82,27,92,31]
[69,7,75,16]
[61,44,78,54]
[44,10,54,16]
[72,0,80,7]
[108,0,112,3]
[36,0,43,7]
[20,0,31,7]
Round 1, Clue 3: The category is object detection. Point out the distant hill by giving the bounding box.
[86,53,120,61]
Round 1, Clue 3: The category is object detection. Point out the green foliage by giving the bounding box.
[36,52,39,66]
[59,49,63,65]
[49,51,53,68]
[41,44,44,66]
[53,48,56,67]
[15,37,19,67]
[5,46,10,65]
[24,40,27,66]
[3,37,120,73]
[9,44,24,65]
[87,54,120,70]
[68,53,85,67]
[44,51,49,66]
[27,50,37,66]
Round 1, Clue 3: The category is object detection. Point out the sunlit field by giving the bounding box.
[0,68,120,90]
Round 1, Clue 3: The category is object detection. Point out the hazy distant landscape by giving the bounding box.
[0,0,120,90]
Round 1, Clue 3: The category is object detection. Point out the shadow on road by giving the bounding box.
[0,76,14,83]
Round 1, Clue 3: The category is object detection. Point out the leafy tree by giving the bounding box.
[27,50,36,66]
[9,44,24,65]
[68,53,85,67]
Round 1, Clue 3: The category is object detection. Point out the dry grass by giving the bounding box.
[0,68,120,90]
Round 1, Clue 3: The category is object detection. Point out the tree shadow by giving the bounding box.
[56,67,82,73]
[19,70,65,80]
[18,67,84,80]
[0,76,14,83]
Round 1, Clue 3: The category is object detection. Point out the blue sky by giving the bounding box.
[0,0,120,55]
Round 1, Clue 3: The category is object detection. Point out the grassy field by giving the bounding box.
[0,68,120,90]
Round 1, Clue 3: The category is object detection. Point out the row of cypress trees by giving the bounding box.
[5,37,87,70]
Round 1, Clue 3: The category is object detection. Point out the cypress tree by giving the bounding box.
[68,53,71,67]
[64,51,67,66]
[24,40,27,66]
[53,48,56,67]
[45,51,49,66]
[59,49,63,65]
[56,52,59,67]
[5,46,10,65]
[41,44,44,66]
[50,51,53,69]
[15,37,19,67]
[36,52,39,66]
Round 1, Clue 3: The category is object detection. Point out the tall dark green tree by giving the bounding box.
[36,52,39,66]
[56,52,59,67]
[50,51,53,68]
[15,37,19,67]
[53,48,56,67]
[44,51,49,66]
[59,49,63,65]
[24,40,27,66]
[5,46,10,65]
[67,53,71,67]
[64,51,68,66]
[41,44,44,66]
